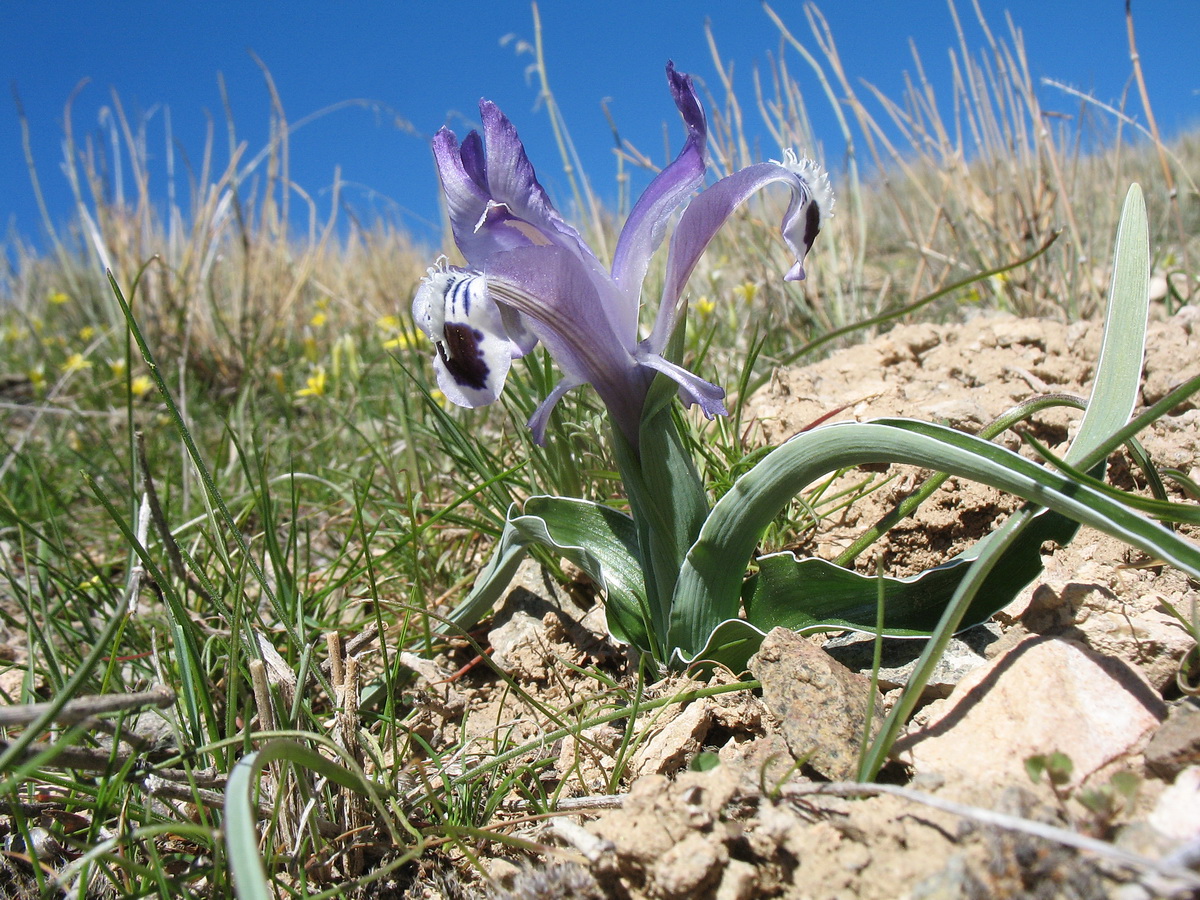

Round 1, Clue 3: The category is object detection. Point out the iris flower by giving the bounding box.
[413,62,833,447]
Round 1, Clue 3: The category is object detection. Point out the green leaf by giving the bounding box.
[743,498,1078,636]
[684,618,772,675]
[1069,184,1148,466]
[442,497,651,651]
[859,184,1154,780]
[670,417,1200,663]
[690,750,722,772]
[690,498,1078,670]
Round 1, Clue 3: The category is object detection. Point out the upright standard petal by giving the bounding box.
[609,62,708,337]
[647,150,834,353]
[432,128,493,259]
[478,101,599,263]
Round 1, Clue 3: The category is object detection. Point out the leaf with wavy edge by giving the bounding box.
[743,497,1078,634]
[669,416,1200,664]
[441,496,650,650]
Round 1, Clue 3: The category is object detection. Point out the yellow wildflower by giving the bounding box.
[733,282,758,304]
[28,367,46,394]
[694,296,716,317]
[61,353,92,374]
[48,291,70,305]
[109,359,127,378]
[303,334,319,362]
[79,325,96,342]
[309,311,328,328]
[296,367,327,398]
[130,375,154,398]
[376,315,401,332]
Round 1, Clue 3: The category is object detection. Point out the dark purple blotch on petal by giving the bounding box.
[803,201,822,255]
[438,324,490,391]
[459,131,488,192]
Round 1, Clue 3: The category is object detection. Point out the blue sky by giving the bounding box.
[3,1,1197,253]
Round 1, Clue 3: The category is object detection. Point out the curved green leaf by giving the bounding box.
[226,739,401,899]
[444,497,650,650]
[743,496,1077,636]
[686,618,772,675]
[858,184,1155,780]
[225,750,273,900]
[690,503,1078,671]
[1070,183,1148,464]
[670,417,1200,662]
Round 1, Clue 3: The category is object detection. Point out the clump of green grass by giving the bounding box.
[0,1,1196,896]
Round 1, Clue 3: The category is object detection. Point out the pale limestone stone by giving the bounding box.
[894,636,1165,788]
[629,698,711,778]
[1149,766,1200,841]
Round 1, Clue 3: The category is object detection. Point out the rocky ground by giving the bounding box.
[404,312,1200,899]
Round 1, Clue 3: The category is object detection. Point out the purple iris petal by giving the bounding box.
[483,244,647,442]
[458,130,488,192]
[484,243,728,442]
[527,376,585,446]
[478,102,600,264]
[609,61,708,342]
[635,352,727,419]
[415,62,831,447]
[647,150,834,354]
[431,128,493,259]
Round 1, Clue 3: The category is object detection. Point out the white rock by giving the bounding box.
[1149,766,1200,841]
[630,699,712,778]
[894,636,1165,788]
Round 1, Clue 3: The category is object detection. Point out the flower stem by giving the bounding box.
[612,381,710,665]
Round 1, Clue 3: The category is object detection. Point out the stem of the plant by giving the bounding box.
[612,393,710,663]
